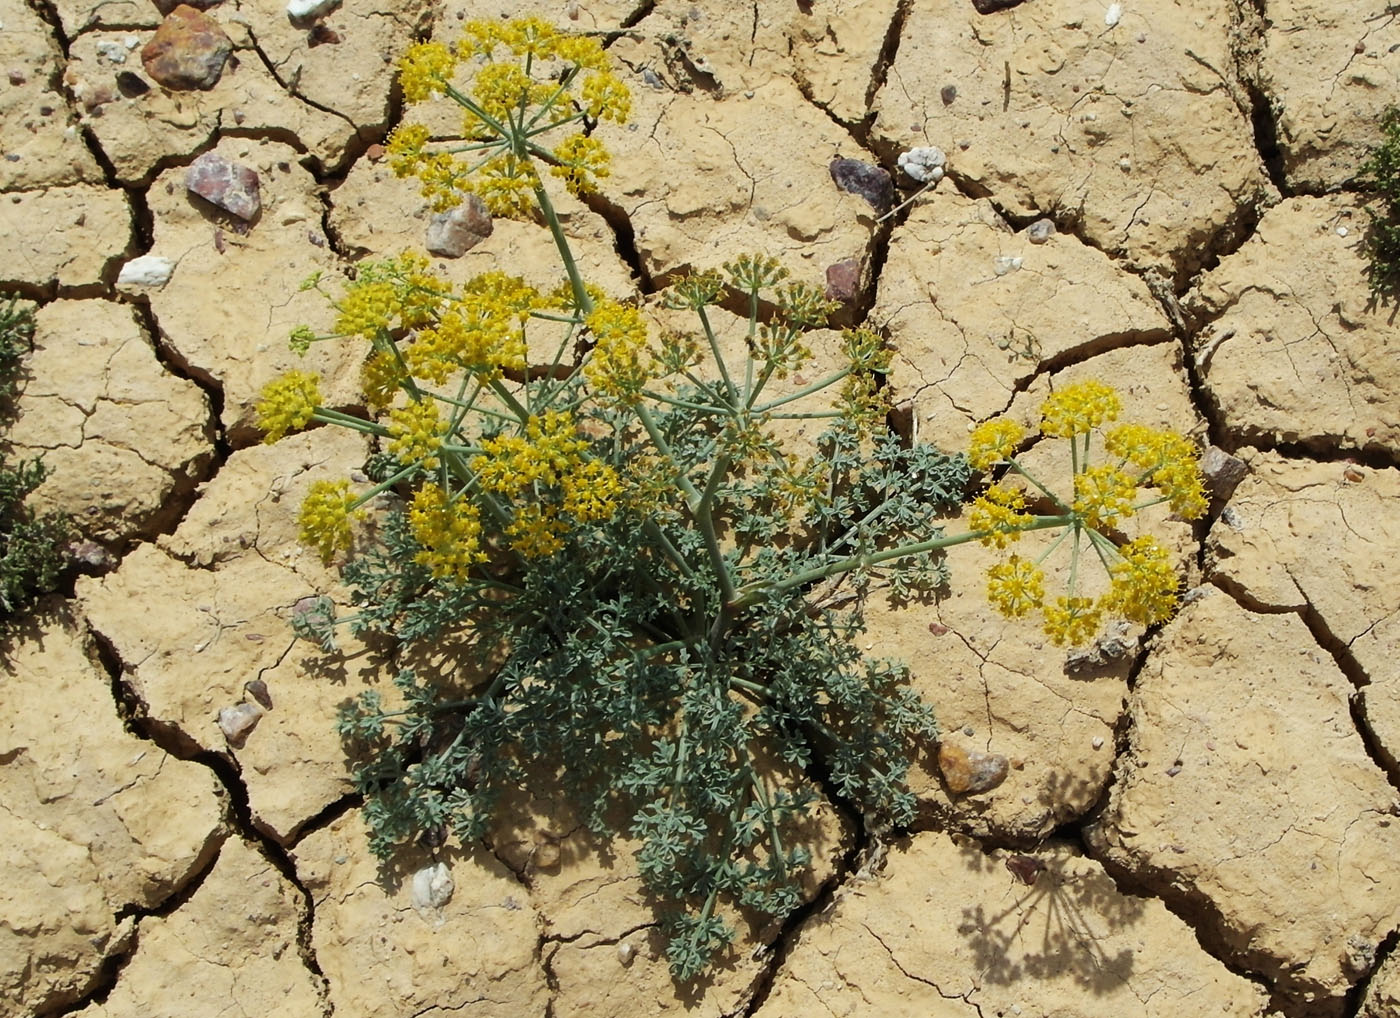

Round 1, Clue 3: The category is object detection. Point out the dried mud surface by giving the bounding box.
[4,0,1400,1016]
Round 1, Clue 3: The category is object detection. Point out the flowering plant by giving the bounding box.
[258,18,1205,980]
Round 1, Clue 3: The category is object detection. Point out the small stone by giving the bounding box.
[218,702,263,747]
[617,941,636,965]
[186,150,261,221]
[1104,2,1122,27]
[116,70,151,96]
[992,255,1023,276]
[1200,445,1246,505]
[824,258,861,304]
[1336,225,1349,237]
[410,862,454,911]
[970,0,1024,11]
[117,254,176,287]
[364,143,385,161]
[1026,218,1055,244]
[897,145,946,184]
[940,84,957,105]
[286,0,337,18]
[829,157,894,215]
[8,69,26,86]
[141,6,233,91]
[95,39,129,63]
[244,678,273,709]
[938,743,1009,795]
[152,0,223,13]
[424,193,493,257]
[1092,736,1105,750]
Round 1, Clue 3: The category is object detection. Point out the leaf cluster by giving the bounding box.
[1358,106,1400,302]
[0,296,71,624]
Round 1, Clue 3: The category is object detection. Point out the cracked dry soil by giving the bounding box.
[4,0,1400,1016]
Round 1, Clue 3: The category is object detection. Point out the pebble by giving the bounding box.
[1337,225,1349,237]
[828,157,894,215]
[1200,445,1246,504]
[1092,736,1105,750]
[1026,218,1055,244]
[940,84,957,105]
[116,254,176,287]
[218,702,263,747]
[1105,2,1122,27]
[95,39,128,63]
[244,678,273,709]
[824,257,861,304]
[152,0,223,12]
[287,0,337,17]
[411,862,455,911]
[425,193,493,257]
[938,743,1010,795]
[897,145,946,185]
[617,941,636,964]
[186,150,261,220]
[141,6,233,91]
[993,255,1023,276]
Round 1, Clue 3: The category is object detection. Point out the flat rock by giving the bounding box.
[1248,0,1400,190]
[751,831,1269,1018]
[789,0,902,125]
[77,429,389,844]
[1206,450,1400,775]
[0,602,224,1016]
[877,188,1170,452]
[4,299,214,543]
[0,0,103,189]
[142,138,361,441]
[425,192,492,256]
[140,5,232,90]
[1,184,131,288]
[72,839,324,1018]
[294,811,549,1018]
[601,77,879,286]
[185,149,260,219]
[1185,194,1398,455]
[871,0,1267,284]
[1086,589,1400,1011]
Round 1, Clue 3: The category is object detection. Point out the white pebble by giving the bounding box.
[617,942,636,964]
[218,702,264,744]
[898,146,947,184]
[1105,3,1122,27]
[1337,226,1349,237]
[411,862,455,911]
[117,254,175,288]
[95,39,127,63]
[1092,736,1105,750]
[286,0,337,17]
[993,255,1023,276]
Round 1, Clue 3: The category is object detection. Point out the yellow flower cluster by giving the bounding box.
[968,381,1205,645]
[298,480,364,563]
[967,417,1025,471]
[334,253,448,339]
[407,483,485,582]
[361,349,403,411]
[387,399,448,470]
[471,411,624,557]
[257,370,322,443]
[584,300,650,402]
[405,273,541,384]
[1040,380,1120,437]
[391,18,632,217]
[968,484,1032,548]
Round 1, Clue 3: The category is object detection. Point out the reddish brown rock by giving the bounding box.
[140,6,231,91]
[424,193,492,257]
[185,149,260,220]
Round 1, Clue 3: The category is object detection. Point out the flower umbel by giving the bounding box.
[298,480,363,563]
[257,370,322,442]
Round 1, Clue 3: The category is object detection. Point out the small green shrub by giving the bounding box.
[1358,106,1400,301]
[0,297,71,623]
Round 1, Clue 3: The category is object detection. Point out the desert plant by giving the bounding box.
[260,18,1206,979]
[1358,105,1400,301]
[0,296,71,622]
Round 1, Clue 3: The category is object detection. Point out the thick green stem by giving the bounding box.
[532,182,592,314]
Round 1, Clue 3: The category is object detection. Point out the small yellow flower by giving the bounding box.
[361,350,402,411]
[585,300,650,402]
[498,16,559,59]
[385,123,431,178]
[968,417,1025,471]
[456,19,503,58]
[1154,460,1209,519]
[407,483,485,583]
[386,399,448,470]
[257,370,322,442]
[1040,380,1121,438]
[298,480,363,563]
[399,42,457,103]
[1042,596,1102,646]
[969,484,1032,547]
[1105,537,1179,625]
[550,133,611,196]
[506,501,567,558]
[554,33,608,71]
[472,153,539,218]
[562,459,623,523]
[1072,465,1137,531]
[579,70,632,122]
[986,555,1045,618]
